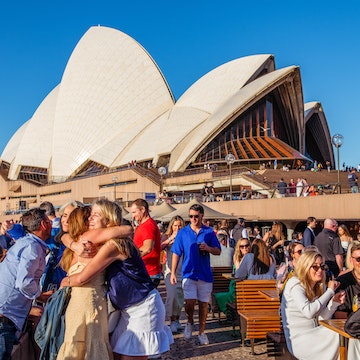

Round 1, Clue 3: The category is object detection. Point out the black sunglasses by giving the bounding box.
[295,250,303,255]
[189,214,200,219]
[240,244,250,249]
[311,264,326,271]
[352,256,360,263]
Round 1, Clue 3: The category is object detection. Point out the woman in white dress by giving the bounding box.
[281,249,345,360]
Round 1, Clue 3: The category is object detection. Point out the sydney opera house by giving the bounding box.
[0,25,336,218]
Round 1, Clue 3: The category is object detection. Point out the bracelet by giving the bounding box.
[67,276,71,285]
[69,240,74,250]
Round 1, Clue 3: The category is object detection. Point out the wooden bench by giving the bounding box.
[210,266,233,321]
[235,279,281,354]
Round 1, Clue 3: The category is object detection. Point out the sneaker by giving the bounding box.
[175,319,183,331]
[198,332,209,345]
[184,323,193,339]
[170,321,178,333]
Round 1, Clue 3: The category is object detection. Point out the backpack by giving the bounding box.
[345,309,360,338]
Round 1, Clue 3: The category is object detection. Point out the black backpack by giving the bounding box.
[345,309,360,338]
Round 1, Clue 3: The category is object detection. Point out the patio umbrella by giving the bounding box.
[149,202,177,221]
[123,201,177,222]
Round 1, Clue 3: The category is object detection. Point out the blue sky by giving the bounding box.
[0,1,359,168]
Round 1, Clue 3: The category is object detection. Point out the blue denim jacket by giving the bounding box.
[35,287,71,360]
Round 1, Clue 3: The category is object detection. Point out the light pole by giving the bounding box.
[331,133,344,194]
[225,153,235,200]
[112,176,118,201]
[158,167,167,193]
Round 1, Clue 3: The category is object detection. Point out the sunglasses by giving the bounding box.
[240,244,250,249]
[189,214,200,219]
[295,250,303,255]
[311,264,326,271]
[352,256,360,263]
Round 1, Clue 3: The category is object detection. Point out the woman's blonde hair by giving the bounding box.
[294,249,324,301]
[165,216,184,236]
[93,198,122,227]
[60,206,91,272]
[92,198,133,259]
[270,222,285,241]
[234,238,250,264]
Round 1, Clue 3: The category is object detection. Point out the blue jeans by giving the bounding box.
[0,321,17,360]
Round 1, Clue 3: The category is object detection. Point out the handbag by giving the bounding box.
[344,309,360,338]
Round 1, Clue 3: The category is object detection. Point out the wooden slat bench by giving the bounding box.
[210,266,233,321]
[235,279,281,354]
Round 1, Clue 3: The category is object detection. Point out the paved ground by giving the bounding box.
[161,317,275,360]
[158,282,276,360]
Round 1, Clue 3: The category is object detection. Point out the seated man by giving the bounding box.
[335,242,360,318]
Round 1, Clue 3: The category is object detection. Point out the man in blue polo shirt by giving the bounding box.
[170,204,221,345]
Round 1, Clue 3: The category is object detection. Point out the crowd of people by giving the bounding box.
[2,200,360,359]
[276,176,330,197]
[207,216,360,359]
[0,199,175,360]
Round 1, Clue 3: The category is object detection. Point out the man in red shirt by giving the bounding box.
[130,198,162,286]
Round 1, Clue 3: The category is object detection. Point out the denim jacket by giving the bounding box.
[35,287,71,360]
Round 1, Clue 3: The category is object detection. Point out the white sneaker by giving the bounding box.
[170,321,178,333]
[198,333,209,345]
[175,319,183,331]
[184,323,193,339]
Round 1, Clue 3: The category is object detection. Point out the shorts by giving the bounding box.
[182,278,212,303]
